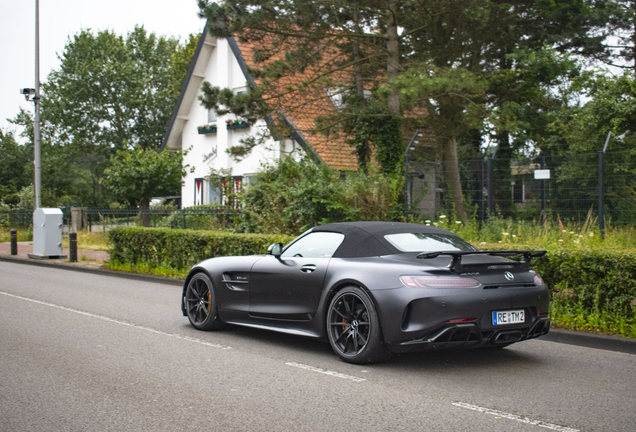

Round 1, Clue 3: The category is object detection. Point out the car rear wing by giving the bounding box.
[416,250,547,272]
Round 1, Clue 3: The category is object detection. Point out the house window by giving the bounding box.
[208,109,217,123]
[209,181,222,204]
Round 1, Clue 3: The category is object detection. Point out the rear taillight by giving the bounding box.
[400,276,480,288]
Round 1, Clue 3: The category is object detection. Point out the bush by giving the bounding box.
[534,249,636,320]
[155,204,238,230]
[472,241,636,337]
[239,157,403,234]
[108,226,295,270]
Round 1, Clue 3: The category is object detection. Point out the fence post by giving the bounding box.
[598,151,605,239]
[540,154,546,221]
[69,232,77,262]
[479,159,485,222]
[487,157,493,217]
[10,229,17,255]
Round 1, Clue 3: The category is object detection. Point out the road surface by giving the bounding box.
[1,261,634,431]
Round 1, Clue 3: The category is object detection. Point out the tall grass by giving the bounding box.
[61,231,110,251]
[426,208,636,250]
[0,228,33,242]
[551,301,636,338]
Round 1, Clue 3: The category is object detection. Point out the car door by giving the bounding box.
[248,232,345,321]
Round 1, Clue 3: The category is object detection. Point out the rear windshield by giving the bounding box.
[384,233,477,253]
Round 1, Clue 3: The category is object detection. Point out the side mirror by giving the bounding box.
[267,243,283,258]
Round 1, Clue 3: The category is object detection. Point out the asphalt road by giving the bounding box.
[1,261,634,432]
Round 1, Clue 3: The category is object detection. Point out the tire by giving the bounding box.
[326,286,391,364]
[185,272,223,331]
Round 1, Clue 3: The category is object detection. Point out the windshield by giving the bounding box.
[384,233,477,253]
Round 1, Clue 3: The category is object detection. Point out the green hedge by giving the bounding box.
[533,249,636,318]
[108,227,295,270]
[482,243,636,336]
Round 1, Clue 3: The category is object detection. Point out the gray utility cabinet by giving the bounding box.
[31,208,65,258]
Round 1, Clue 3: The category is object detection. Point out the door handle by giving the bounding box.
[300,264,316,273]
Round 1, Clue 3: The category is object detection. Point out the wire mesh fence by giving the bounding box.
[3,150,634,232]
[0,207,240,232]
[410,150,636,225]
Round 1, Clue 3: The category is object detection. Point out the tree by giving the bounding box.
[101,147,188,226]
[0,128,31,206]
[169,33,201,99]
[38,27,181,207]
[8,27,196,208]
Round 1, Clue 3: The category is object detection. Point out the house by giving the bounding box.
[160,24,357,208]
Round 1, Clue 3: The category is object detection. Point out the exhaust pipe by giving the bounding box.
[493,330,522,345]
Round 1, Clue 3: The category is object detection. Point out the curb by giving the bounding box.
[0,255,184,287]
[542,328,636,355]
[2,254,635,355]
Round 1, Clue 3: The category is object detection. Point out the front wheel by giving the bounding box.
[326,286,390,364]
[185,273,223,331]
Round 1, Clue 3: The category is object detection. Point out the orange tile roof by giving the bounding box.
[235,36,359,170]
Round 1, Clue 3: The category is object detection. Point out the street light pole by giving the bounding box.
[34,0,41,209]
[26,0,65,260]
[404,130,420,220]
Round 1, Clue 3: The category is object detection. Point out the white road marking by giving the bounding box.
[452,402,579,432]
[0,291,232,350]
[285,362,366,383]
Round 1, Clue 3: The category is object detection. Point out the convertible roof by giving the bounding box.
[312,222,458,258]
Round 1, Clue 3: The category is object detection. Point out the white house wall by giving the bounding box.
[180,37,302,207]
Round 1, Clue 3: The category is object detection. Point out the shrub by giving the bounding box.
[108,226,295,270]
[239,157,403,234]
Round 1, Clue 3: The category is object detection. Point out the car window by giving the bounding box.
[282,232,345,258]
[384,233,477,252]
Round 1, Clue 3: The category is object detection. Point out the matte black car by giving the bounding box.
[181,222,550,363]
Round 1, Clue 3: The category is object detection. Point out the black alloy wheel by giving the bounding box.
[185,273,223,331]
[326,286,390,364]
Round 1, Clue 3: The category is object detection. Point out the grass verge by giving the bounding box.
[108,259,188,280]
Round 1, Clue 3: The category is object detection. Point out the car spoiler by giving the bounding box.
[416,250,547,272]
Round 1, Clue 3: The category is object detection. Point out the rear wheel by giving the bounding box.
[185,273,223,331]
[326,286,390,364]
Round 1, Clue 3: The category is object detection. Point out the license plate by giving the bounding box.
[492,310,525,325]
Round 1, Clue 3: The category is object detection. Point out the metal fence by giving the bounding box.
[409,150,636,226]
[0,207,240,232]
[4,150,634,231]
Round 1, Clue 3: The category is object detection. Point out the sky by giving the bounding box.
[0,0,205,135]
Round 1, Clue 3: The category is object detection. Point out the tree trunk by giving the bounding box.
[443,136,467,222]
[139,197,151,227]
[353,8,370,173]
[386,0,400,115]
[353,8,365,102]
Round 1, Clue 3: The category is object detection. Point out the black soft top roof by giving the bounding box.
[311,221,458,258]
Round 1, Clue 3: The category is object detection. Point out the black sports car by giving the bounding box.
[181,222,550,363]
